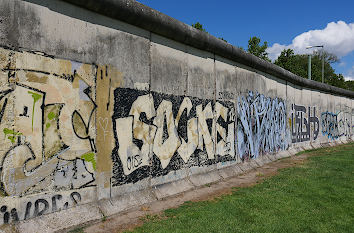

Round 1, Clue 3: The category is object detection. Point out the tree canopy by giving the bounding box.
[191,22,206,32]
[274,48,352,90]
[247,37,270,62]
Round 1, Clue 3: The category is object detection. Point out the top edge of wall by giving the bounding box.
[59,0,354,98]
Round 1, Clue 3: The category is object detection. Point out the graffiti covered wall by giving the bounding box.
[111,88,235,185]
[0,46,352,226]
[0,0,353,229]
[321,111,352,139]
[237,91,289,160]
[289,104,320,143]
[0,47,96,224]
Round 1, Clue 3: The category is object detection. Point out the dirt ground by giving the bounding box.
[73,153,310,233]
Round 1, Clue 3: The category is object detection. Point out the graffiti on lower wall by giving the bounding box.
[111,90,297,185]
[321,111,352,139]
[0,47,96,197]
[236,91,289,159]
[0,191,81,225]
[111,88,236,185]
[290,104,319,143]
[0,46,353,225]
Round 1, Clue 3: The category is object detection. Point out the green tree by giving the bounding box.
[345,80,354,91]
[312,50,339,64]
[274,49,308,78]
[191,22,206,32]
[218,37,227,43]
[274,48,349,90]
[247,36,270,61]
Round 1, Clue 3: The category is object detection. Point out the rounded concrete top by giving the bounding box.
[61,0,354,98]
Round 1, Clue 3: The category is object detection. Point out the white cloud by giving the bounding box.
[267,21,354,61]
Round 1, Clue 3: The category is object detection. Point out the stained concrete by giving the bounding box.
[0,0,352,232]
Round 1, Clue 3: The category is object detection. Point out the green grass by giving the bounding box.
[67,227,84,233]
[127,143,354,233]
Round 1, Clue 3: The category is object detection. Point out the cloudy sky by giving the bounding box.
[138,0,354,80]
[267,21,354,80]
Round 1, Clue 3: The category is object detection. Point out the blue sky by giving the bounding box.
[137,0,354,80]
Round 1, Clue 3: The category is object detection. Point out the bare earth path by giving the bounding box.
[71,153,311,233]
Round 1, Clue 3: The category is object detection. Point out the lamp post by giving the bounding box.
[307,53,311,80]
[306,45,324,82]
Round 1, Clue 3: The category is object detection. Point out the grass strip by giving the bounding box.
[128,143,354,233]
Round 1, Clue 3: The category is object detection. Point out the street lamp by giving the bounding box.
[306,45,324,83]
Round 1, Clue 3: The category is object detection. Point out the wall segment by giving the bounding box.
[0,0,353,231]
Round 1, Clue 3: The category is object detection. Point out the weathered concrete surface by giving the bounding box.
[16,203,101,233]
[0,0,353,232]
[59,0,354,99]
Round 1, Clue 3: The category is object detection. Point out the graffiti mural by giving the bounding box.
[290,104,319,143]
[236,91,289,159]
[0,45,353,226]
[111,88,236,185]
[0,47,96,197]
[321,111,352,139]
[0,191,81,225]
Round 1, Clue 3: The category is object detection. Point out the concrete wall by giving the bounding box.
[0,0,353,232]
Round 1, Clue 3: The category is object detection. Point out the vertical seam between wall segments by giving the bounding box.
[213,53,217,159]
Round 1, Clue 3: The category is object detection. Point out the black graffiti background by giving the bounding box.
[111,88,235,186]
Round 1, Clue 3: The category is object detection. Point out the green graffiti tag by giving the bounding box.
[3,128,22,143]
[28,91,42,131]
[81,152,96,171]
[46,111,57,129]
[48,111,56,120]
